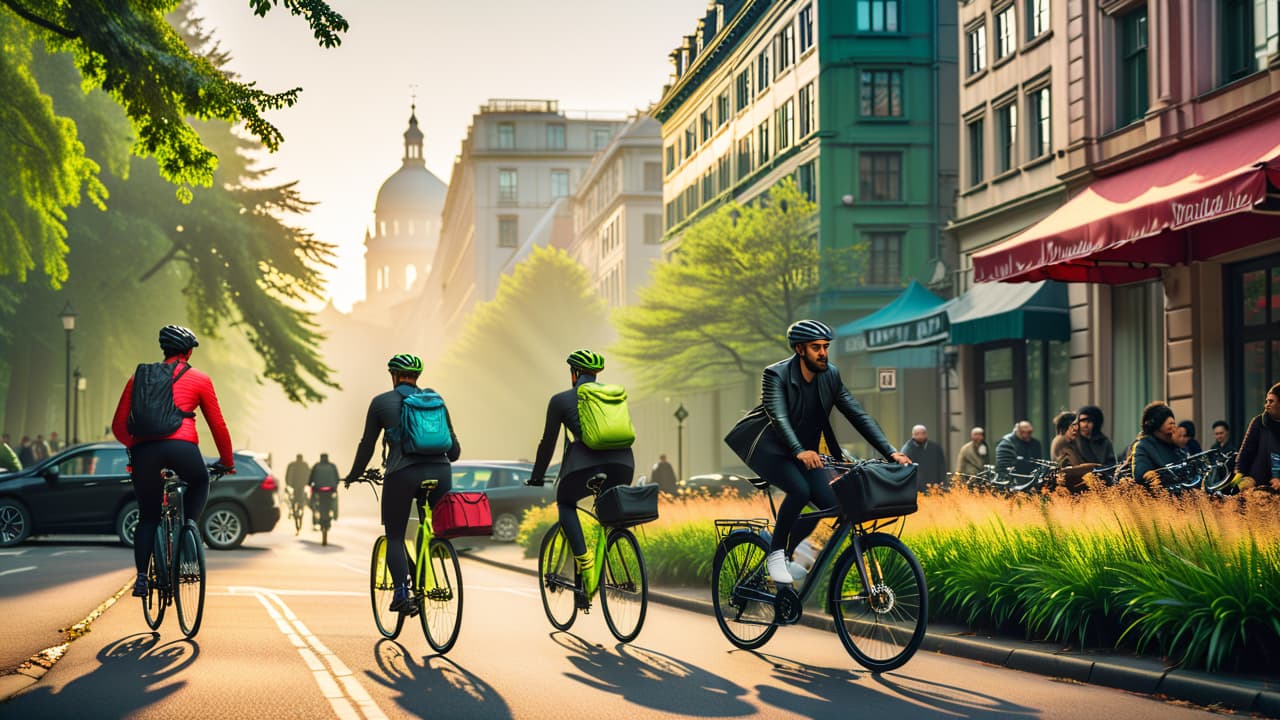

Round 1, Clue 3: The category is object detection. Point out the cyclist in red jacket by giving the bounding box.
[112,325,234,597]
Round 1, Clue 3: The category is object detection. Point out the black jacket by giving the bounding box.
[347,384,460,480]
[531,374,634,481]
[724,355,896,465]
[995,432,1043,476]
[1072,432,1117,466]
[1130,433,1186,486]
[1236,413,1280,483]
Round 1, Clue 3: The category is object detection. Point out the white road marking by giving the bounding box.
[52,550,89,556]
[0,566,36,577]
[0,550,29,556]
[466,584,539,598]
[230,586,388,720]
[209,588,364,597]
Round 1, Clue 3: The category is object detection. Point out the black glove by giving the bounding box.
[210,462,234,476]
[526,475,545,487]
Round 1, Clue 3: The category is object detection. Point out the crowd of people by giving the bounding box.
[0,431,67,472]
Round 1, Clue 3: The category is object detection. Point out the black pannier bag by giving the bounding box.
[596,484,659,528]
[830,462,919,523]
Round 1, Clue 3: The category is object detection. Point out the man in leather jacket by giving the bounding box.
[725,320,910,585]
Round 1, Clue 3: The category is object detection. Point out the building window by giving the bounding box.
[798,82,816,136]
[498,169,518,203]
[967,117,985,186]
[757,119,771,165]
[865,231,903,285]
[498,216,518,247]
[995,5,1017,59]
[550,169,570,199]
[735,68,752,112]
[546,123,565,150]
[592,127,612,149]
[859,151,902,201]
[860,70,903,117]
[757,50,771,92]
[684,123,697,160]
[798,4,815,52]
[797,160,817,202]
[776,99,794,151]
[644,162,662,192]
[1029,86,1051,159]
[716,89,731,126]
[1221,0,1260,84]
[856,0,900,33]
[1026,0,1050,38]
[1118,6,1149,127]
[702,170,715,203]
[664,144,676,174]
[701,107,714,142]
[996,102,1017,172]
[967,24,987,75]
[718,154,732,192]
[737,135,753,179]
[497,122,515,150]
[644,214,663,245]
[774,23,795,75]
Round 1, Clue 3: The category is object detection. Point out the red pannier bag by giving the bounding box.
[432,492,493,539]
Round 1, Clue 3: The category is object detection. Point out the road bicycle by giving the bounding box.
[312,486,338,546]
[535,474,648,643]
[141,464,228,638]
[285,485,305,535]
[990,458,1060,494]
[711,459,927,673]
[347,469,463,654]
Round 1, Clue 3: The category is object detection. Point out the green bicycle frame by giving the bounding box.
[412,497,439,592]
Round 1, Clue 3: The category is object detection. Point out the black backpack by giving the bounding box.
[126,362,196,438]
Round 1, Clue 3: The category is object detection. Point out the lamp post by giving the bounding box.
[674,404,688,485]
[59,302,77,444]
[73,368,85,446]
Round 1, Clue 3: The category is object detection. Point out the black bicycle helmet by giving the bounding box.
[387,353,424,373]
[159,325,199,354]
[786,319,834,346]
[566,349,605,373]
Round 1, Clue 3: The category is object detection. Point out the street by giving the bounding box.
[0,493,1232,720]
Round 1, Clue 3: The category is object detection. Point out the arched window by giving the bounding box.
[405,265,418,290]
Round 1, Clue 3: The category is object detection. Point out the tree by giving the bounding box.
[0,0,346,285]
[614,178,864,393]
[432,246,612,459]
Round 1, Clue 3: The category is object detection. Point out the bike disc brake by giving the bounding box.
[774,585,802,625]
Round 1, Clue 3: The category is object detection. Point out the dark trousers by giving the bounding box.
[747,452,837,553]
[131,440,210,574]
[382,463,451,586]
[557,464,632,556]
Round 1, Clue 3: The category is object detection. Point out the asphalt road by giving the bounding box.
[0,497,1232,719]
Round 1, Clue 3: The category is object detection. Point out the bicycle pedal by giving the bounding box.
[574,590,590,611]
[424,588,451,602]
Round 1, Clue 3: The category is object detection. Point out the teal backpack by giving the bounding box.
[389,385,452,456]
[576,382,636,450]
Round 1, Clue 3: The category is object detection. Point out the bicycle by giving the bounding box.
[711,458,928,673]
[141,463,228,638]
[1153,449,1238,495]
[346,468,463,654]
[284,485,305,535]
[312,485,338,546]
[535,474,648,643]
[990,458,1060,494]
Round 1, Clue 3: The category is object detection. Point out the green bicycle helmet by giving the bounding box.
[387,353,424,373]
[566,348,605,373]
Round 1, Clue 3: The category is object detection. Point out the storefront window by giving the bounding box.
[1112,282,1164,441]
[1230,255,1280,432]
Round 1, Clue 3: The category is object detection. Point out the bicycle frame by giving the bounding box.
[413,496,440,592]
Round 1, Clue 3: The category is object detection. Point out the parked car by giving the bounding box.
[677,472,751,496]
[449,461,555,542]
[0,441,280,549]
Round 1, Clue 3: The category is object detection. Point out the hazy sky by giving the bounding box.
[192,0,702,311]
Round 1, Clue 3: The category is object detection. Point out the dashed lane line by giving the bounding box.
[0,567,36,577]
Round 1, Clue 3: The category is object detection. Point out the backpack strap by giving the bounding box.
[171,362,197,419]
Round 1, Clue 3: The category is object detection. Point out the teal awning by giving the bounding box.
[948,280,1070,345]
[835,281,949,354]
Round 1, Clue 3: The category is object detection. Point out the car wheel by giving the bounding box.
[0,498,32,547]
[491,513,520,543]
[117,501,140,547]
[202,504,247,550]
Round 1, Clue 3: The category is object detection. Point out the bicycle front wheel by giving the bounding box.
[292,501,304,535]
[831,532,927,673]
[419,538,463,654]
[711,532,777,650]
[142,527,167,630]
[370,536,406,639]
[600,529,647,643]
[538,522,578,631]
[174,523,207,637]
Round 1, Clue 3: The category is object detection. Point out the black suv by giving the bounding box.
[0,441,280,549]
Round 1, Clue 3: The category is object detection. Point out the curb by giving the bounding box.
[462,550,1280,717]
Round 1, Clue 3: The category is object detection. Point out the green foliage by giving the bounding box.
[613,178,863,393]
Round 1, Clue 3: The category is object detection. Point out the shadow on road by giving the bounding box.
[738,650,1037,719]
[364,638,512,720]
[4,633,198,717]
[298,539,346,552]
[552,631,753,717]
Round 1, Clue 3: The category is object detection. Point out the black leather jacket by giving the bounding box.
[725,355,897,465]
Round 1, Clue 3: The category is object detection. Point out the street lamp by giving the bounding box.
[59,302,77,444]
[73,368,85,445]
[674,404,689,485]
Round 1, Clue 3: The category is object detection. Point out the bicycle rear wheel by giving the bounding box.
[600,529,647,643]
[831,532,927,673]
[370,536,406,639]
[291,500,304,535]
[174,523,207,638]
[419,538,463,654]
[142,527,167,630]
[711,532,777,650]
[538,522,578,631]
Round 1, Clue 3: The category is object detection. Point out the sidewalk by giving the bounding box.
[461,542,1280,717]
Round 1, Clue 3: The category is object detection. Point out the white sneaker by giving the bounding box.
[787,561,808,584]
[766,550,793,584]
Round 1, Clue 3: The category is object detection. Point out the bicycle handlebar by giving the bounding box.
[344,468,384,488]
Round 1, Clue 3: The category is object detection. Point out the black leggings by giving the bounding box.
[558,464,632,556]
[131,440,210,574]
[382,463,451,586]
[748,453,837,553]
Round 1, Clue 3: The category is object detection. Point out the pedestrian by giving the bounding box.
[900,424,947,489]
[1130,401,1184,489]
[309,453,341,528]
[286,453,310,516]
[1070,405,1117,466]
[31,434,51,462]
[1210,420,1235,454]
[17,436,34,467]
[1177,420,1202,455]
[995,421,1043,477]
[954,426,987,481]
[1050,411,1084,466]
[1233,381,1280,493]
[650,453,677,496]
[0,433,21,472]
[48,431,63,453]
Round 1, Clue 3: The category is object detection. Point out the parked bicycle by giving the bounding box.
[536,474,650,643]
[990,458,1060,494]
[711,458,927,673]
[141,463,228,638]
[1155,449,1239,495]
[346,468,463,653]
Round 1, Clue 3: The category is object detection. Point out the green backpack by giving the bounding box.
[576,382,636,450]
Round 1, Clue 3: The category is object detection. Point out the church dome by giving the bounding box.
[375,107,447,218]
